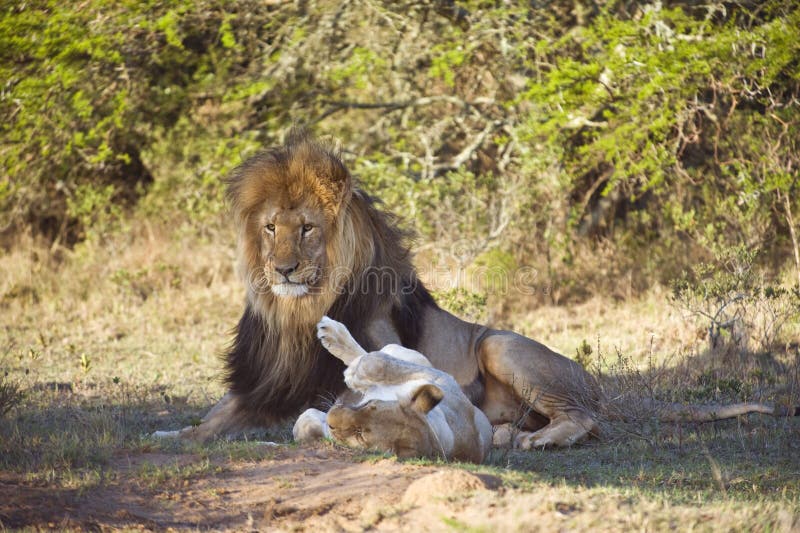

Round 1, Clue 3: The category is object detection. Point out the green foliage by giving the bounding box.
[2,0,799,299]
[66,184,121,241]
[516,1,800,275]
[330,47,389,91]
[0,0,272,241]
[432,287,487,323]
[139,117,260,227]
[671,245,800,353]
[0,372,23,417]
[575,339,593,369]
[428,44,470,88]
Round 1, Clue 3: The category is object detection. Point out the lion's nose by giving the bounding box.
[275,262,299,279]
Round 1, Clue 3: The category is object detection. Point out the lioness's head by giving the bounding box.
[327,383,445,459]
[226,130,353,299]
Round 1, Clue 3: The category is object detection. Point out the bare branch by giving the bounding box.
[316,95,495,122]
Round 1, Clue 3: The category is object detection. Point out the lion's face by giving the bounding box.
[227,133,354,301]
[327,384,444,459]
[255,203,329,298]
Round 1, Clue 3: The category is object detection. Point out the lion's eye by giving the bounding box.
[302,224,313,235]
[265,223,275,233]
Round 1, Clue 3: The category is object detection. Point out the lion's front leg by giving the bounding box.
[177,392,252,442]
[491,416,595,449]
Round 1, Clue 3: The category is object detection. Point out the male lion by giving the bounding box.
[174,131,797,448]
[293,317,493,462]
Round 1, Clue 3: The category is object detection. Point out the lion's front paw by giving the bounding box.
[151,430,182,439]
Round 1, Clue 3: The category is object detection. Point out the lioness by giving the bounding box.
[293,317,492,463]
[171,130,797,448]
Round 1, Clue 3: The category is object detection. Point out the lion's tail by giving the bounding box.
[632,399,800,422]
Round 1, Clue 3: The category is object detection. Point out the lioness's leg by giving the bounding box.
[317,317,433,391]
[344,353,440,393]
[478,331,599,447]
[380,344,432,367]
[317,316,368,364]
[293,408,330,442]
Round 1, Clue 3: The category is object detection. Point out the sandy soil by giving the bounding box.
[4,442,798,532]
[0,444,506,531]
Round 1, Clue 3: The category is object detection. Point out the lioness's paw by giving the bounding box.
[293,408,329,442]
[317,316,362,363]
[491,424,514,447]
[316,316,341,346]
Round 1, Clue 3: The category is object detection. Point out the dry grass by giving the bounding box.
[1,228,799,530]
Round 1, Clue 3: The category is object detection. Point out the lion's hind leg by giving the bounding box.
[317,316,368,364]
[479,331,600,448]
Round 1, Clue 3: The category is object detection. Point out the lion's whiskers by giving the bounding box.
[245,267,271,294]
[426,418,448,461]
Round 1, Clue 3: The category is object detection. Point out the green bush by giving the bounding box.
[671,245,800,354]
[0,0,274,242]
[2,1,798,299]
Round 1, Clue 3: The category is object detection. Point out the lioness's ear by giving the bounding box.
[407,384,444,414]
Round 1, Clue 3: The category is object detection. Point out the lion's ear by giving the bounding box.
[317,161,352,218]
[407,384,444,414]
[287,133,352,219]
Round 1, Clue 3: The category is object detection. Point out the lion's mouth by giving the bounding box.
[272,282,310,298]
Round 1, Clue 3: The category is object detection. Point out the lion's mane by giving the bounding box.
[223,132,436,425]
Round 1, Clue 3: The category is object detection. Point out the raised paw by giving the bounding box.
[316,316,366,364]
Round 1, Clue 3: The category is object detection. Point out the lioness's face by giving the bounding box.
[256,204,328,298]
[327,399,439,459]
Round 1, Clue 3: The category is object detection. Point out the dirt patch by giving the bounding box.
[3,443,799,531]
[402,470,503,506]
[0,445,497,531]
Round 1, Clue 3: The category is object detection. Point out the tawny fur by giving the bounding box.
[164,131,798,447]
[293,317,492,463]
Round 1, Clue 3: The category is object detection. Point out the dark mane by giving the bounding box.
[329,190,437,351]
[224,304,347,422]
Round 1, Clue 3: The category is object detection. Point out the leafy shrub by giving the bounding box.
[2,0,798,300]
[0,0,274,243]
[671,245,800,354]
[0,372,23,417]
[433,287,488,323]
